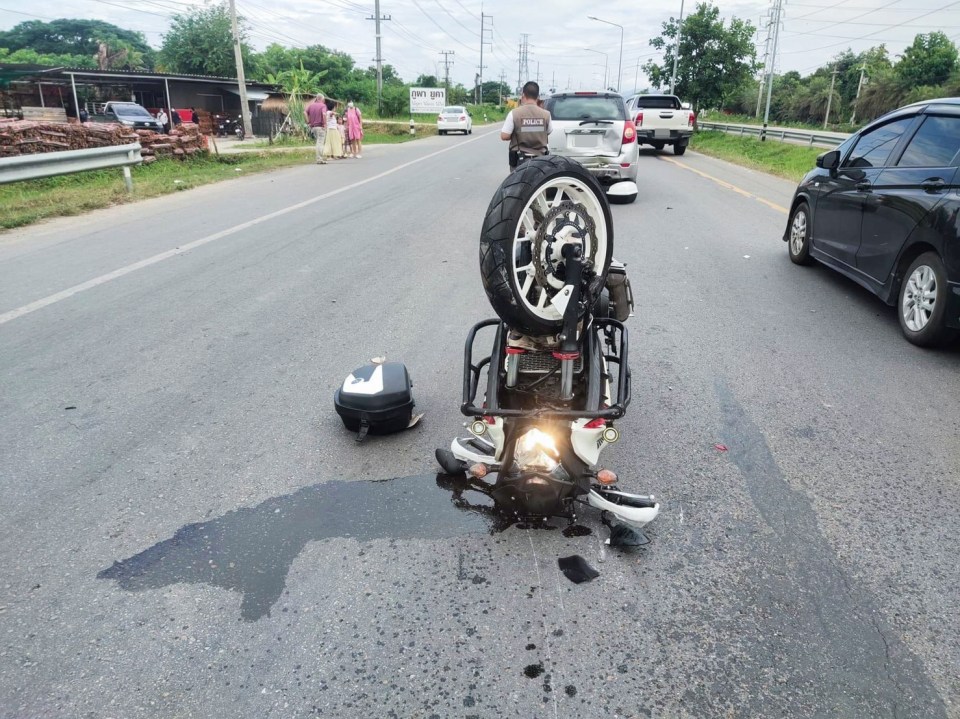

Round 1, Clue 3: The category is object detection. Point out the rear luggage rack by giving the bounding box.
[460,319,630,420]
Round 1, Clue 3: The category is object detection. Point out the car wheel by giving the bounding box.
[787,202,813,265]
[673,143,687,156]
[898,252,955,347]
[439,130,445,135]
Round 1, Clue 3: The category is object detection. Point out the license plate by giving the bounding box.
[572,134,600,148]
[654,129,670,139]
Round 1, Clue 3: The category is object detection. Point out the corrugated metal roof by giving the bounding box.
[0,63,275,88]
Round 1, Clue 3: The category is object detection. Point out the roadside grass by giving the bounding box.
[0,151,312,231]
[690,130,823,182]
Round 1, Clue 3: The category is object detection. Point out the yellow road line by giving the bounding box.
[657,154,790,215]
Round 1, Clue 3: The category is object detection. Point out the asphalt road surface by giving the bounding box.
[1,131,958,719]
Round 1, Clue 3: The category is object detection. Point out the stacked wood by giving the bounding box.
[0,119,206,159]
[194,109,215,135]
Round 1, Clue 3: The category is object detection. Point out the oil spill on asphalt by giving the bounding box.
[561,524,592,538]
[98,474,506,621]
[523,663,545,679]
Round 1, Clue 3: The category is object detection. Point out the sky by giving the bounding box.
[2,0,959,92]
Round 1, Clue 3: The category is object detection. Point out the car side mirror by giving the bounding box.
[816,149,840,172]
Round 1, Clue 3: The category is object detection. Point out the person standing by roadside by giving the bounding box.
[338,110,348,158]
[501,81,551,171]
[305,93,328,165]
[345,101,363,159]
[323,108,344,160]
[156,107,169,133]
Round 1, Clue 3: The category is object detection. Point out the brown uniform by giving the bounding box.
[508,103,552,156]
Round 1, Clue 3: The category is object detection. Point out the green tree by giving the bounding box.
[643,2,757,112]
[0,46,96,69]
[480,80,510,104]
[251,43,355,98]
[0,19,154,69]
[895,32,958,87]
[159,6,252,78]
[414,74,438,87]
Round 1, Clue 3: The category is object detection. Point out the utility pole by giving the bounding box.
[439,50,455,93]
[367,0,391,114]
[517,41,523,95]
[518,33,530,93]
[756,6,774,117]
[478,12,491,105]
[823,66,838,129]
[669,0,685,95]
[850,63,867,124]
[761,0,783,141]
[228,0,252,139]
[499,70,506,106]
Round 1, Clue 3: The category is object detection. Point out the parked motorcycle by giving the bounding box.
[436,155,659,532]
[216,114,245,139]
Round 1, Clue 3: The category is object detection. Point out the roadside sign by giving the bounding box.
[410,88,446,114]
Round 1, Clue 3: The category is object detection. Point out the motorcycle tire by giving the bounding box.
[479,155,613,337]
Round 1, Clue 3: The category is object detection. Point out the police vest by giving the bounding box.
[511,104,551,155]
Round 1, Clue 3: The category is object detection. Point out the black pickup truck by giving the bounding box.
[89,102,164,132]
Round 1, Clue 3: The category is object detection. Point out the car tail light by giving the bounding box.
[459,115,466,121]
[622,120,636,144]
[437,114,443,121]
[688,111,696,127]
[575,91,598,95]
[635,111,643,127]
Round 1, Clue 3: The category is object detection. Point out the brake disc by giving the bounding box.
[533,200,598,292]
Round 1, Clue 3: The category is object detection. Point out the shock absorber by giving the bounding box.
[555,243,584,401]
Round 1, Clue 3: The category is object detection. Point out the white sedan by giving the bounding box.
[437,106,473,135]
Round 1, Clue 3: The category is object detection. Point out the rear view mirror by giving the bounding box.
[816,150,840,171]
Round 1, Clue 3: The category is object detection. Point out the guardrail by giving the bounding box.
[697,121,850,149]
[0,143,143,191]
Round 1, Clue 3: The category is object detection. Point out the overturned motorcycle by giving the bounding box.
[436,155,659,536]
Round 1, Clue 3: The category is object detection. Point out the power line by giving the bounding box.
[433,0,478,37]
[780,0,960,53]
[409,0,476,52]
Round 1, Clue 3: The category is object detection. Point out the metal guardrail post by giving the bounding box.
[0,143,143,187]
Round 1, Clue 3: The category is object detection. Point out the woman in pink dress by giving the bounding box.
[345,102,364,159]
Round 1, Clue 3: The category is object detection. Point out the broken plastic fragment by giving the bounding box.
[714,443,728,452]
[606,522,650,548]
[558,555,599,584]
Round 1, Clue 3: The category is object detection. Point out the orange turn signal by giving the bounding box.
[468,463,489,479]
[596,469,618,485]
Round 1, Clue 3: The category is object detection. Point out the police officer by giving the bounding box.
[501,81,552,171]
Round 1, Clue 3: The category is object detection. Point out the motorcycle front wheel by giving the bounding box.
[479,155,613,337]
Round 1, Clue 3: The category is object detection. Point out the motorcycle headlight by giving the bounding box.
[515,428,559,471]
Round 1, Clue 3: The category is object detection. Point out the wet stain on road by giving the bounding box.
[98,474,502,621]
[523,662,544,679]
[715,379,947,718]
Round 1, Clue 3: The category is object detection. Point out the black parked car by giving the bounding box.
[784,98,960,346]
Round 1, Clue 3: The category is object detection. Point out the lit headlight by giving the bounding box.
[515,428,559,471]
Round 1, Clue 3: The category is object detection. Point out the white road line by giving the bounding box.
[0,130,498,326]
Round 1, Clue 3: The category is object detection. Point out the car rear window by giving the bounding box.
[896,115,960,167]
[546,96,626,121]
[632,96,681,110]
[442,107,463,114]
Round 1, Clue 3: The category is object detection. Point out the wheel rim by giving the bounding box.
[790,210,807,256]
[510,176,608,323]
[902,264,938,332]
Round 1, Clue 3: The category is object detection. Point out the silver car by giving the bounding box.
[543,91,639,203]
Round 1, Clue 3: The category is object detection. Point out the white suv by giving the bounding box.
[543,91,638,203]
